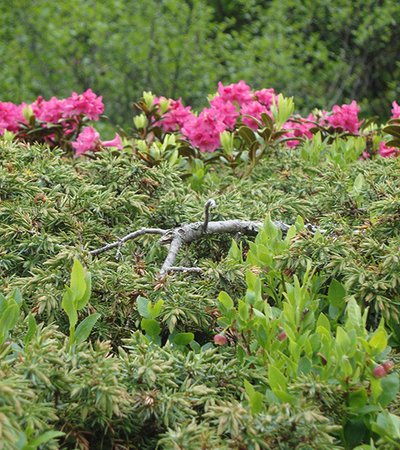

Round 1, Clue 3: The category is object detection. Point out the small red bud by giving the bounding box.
[373,365,386,378]
[214,334,227,346]
[382,360,395,373]
[277,330,287,341]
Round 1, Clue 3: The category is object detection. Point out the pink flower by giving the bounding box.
[71,126,101,156]
[373,365,387,378]
[0,102,25,134]
[213,334,227,346]
[326,100,361,134]
[391,101,400,119]
[255,88,276,108]
[181,108,227,152]
[378,142,399,158]
[31,96,65,123]
[102,133,123,149]
[284,114,315,148]
[157,98,193,132]
[240,100,270,130]
[209,96,239,128]
[63,89,104,120]
[217,80,253,106]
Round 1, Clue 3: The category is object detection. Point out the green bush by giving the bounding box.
[0,139,399,448]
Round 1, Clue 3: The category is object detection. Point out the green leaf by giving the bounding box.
[148,299,164,319]
[24,314,37,346]
[268,365,287,393]
[372,411,400,440]
[70,259,86,301]
[141,318,161,338]
[0,302,20,333]
[61,286,78,329]
[328,279,346,308]
[369,328,388,354]
[238,126,256,145]
[137,296,151,318]
[218,291,234,310]
[244,380,263,414]
[74,313,100,345]
[171,332,194,346]
[25,431,65,449]
[76,271,91,310]
[379,373,399,407]
[346,296,362,330]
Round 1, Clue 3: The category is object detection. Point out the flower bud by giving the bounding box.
[133,114,148,130]
[277,330,287,341]
[220,131,234,155]
[373,365,386,378]
[159,99,171,115]
[214,334,227,346]
[143,91,155,108]
[382,360,395,373]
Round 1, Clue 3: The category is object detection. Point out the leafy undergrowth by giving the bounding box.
[0,141,399,449]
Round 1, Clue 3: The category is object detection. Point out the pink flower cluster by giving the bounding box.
[0,89,123,156]
[156,81,276,152]
[0,102,25,133]
[284,114,315,148]
[31,89,104,124]
[72,126,123,156]
[392,101,400,119]
[324,100,361,134]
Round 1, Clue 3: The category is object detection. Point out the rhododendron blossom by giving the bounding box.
[240,100,271,130]
[284,114,315,148]
[71,126,101,156]
[217,80,253,106]
[181,109,226,152]
[378,142,400,158]
[209,96,239,128]
[156,98,193,132]
[391,101,400,119]
[72,126,123,156]
[102,134,123,150]
[0,102,25,134]
[62,89,104,120]
[326,101,361,134]
[31,96,65,123]
[255,88,276,108]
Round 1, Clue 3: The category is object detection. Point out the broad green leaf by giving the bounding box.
[379,373,399,407]
[70,259,86,301]
[244,380,263,414]
[137,296,151,318]
[0,302,20,333]
[76,271,91,310]
[316,313,331,332]
[141,318,161,338]
[346,296,362,330]
[61,286,77,329]
[328,279,346,308]
[24,314,37,346]
[74,313,101,345]
[369,328,388,354]
[171,332,194,346]
[148,299,164,319]
[268,365,287,393]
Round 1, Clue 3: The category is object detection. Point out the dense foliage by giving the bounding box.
[1,0,399,127]
[0,134,399,448]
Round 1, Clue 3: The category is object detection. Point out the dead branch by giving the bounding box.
[89,200,291,277]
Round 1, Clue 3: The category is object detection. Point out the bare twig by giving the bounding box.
[89,199,295,278]
[89,228,166,256]
[166,266,203,274]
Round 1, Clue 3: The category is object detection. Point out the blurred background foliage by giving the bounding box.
[1,0,399,129]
